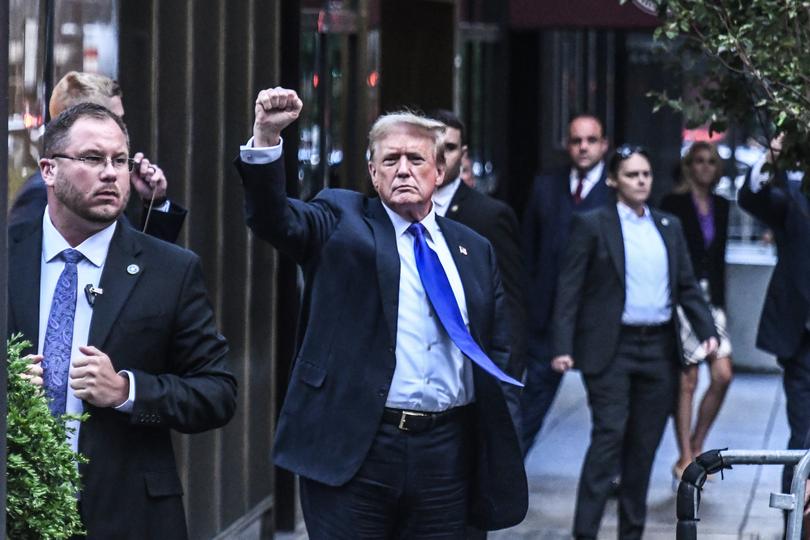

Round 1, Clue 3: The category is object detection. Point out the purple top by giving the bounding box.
[692,194,715,248]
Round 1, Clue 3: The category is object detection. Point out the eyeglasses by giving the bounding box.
[614,144,649,160]
[51,154,135,172]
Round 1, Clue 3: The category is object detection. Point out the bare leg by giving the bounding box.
[690,356,733,456]
[674,365,699,474]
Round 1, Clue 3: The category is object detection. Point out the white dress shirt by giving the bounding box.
[39,210,134,453]
[570,161,605,200]
[432,177,462,217]
[239,138,474,411]
[616,202,672,325]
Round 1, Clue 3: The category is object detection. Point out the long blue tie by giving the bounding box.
[407,223,522,387]
[42,248,84,416]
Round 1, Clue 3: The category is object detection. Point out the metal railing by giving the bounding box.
[676,448,810,540]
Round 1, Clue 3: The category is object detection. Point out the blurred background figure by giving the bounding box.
[660,141,734,483]
[460,153,475,187]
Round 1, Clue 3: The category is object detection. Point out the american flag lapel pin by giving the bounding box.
[459,245,468,256]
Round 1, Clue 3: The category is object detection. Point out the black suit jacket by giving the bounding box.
[659,191,729,307]
[7,217,237,539]
[444,182,528,376]
[9,171,188,243]
[738,175,810,359]
[551,205,716,375]
[235,157,528,530]
[522,167,613,336]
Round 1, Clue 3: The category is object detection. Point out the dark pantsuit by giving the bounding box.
[781,332,810,494]
[574,329,678,539]
[300,412,474,540]
[520,334,563,454]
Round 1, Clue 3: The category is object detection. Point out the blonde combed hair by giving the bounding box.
[367,111,447,168]
[49,71,122,118]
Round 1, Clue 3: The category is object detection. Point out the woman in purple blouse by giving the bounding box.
[661,141,733,482]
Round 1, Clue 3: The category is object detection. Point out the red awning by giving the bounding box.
[510,0,660,29]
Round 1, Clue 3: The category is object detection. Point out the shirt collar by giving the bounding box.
[432,177,462,213]
[616,201,651,223]
[42,206,117,267]
[380,200,440,241]
[570,160,605,183]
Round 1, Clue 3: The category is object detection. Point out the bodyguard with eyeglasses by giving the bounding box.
[550,145,718,540]
[8,102,237,539]
[235,87,527,538]
[9,71,187,243]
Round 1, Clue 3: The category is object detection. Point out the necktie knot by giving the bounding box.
[61,248,84,265]
[407,222,426,240]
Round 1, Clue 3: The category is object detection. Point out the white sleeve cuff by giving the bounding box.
[152,199,172,213]
[240,136,284,164]
[749,155,771,193]
[114,370,136,413]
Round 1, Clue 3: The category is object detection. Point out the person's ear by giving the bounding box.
[40,158,56,186]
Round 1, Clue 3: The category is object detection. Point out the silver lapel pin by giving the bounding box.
[126,264,140,275]
[459,245,468,256]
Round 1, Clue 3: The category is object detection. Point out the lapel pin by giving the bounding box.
[661,217,670,226]
[126,264,140,275]
[459,245,468,256]
[450,204,459,213]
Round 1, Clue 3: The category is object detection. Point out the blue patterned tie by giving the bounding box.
[407,223,522,387]
[42,248,84,416]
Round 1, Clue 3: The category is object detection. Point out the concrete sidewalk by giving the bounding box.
[493,368,791,539]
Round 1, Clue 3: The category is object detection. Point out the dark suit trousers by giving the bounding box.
[300,411,474,539]
[574,329,677,540]
[519,333,563,455]
[780,331,810,494]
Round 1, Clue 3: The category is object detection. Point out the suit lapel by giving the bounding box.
[651,209,678,297]
[8,221,44,350]
[438,217,482,333]
[445,182,470,220]
[600,206,626,287]
[88,223,143,349]
[366,199,400,346]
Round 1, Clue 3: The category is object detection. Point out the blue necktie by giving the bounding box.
[42,248,84,416]
[407,223,522,387]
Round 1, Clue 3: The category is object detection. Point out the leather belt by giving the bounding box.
[382,406,467,433]
[620,322,671,336]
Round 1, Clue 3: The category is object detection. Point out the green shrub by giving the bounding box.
[6,334,87,539]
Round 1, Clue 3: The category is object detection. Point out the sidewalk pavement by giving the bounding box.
[277,368,793,540]
[493,368,791,540]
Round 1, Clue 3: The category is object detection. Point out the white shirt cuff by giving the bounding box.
[152,199,171,213]
[240,136,283,164]
[114,370,136,413]
[749,155,771,193]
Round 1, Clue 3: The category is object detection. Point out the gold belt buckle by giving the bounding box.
[398,410,429,431]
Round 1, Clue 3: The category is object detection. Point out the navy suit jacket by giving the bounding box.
[551,205,716,375]
[522,167,613,338]
[9,171,188,243]
[738,175,810,359]
[235,157,528,530]
[7,216,236,539]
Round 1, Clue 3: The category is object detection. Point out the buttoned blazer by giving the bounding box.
[522,168,613,336]
[445,182,528,376]
[9,170,188,243]
[659,191,730,308]
[7,217,237,539]
[235,157,528,530]
[551,205,716,376]
[738,175,810,359]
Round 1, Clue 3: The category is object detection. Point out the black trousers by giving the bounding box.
[300,409,474,540]
[573,329,678,540]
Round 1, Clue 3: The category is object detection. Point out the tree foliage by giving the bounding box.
[6,334,87,539]
[622,0,810,185]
